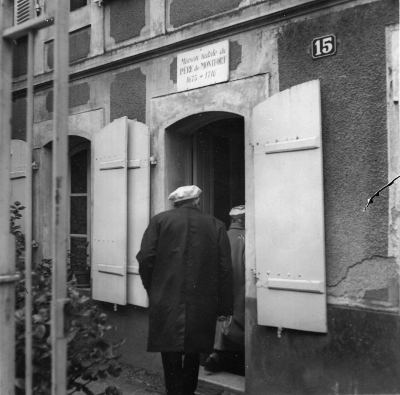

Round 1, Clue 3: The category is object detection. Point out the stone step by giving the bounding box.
[197,367,245,395]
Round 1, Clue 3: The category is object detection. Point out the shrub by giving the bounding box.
[12,205,123,395]
[10,201,25,259]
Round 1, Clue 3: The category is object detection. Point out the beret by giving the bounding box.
[168,185,202,202]
[229,205,245,217]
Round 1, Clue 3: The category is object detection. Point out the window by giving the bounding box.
[69,138,90,287]
[70,0,87,12]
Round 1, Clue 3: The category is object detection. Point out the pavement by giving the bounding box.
[85,363,228,395]
[87,364,164,394]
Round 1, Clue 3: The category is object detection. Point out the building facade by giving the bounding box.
[11,0,399,393]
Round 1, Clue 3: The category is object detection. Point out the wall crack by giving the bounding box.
[327,255,394,288]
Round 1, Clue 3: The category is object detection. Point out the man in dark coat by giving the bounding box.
[136,185,233,395]
[204,205,245,375]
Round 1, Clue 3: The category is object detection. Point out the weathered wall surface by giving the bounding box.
[278,0,398,309]
[246,2,400,394]
[110,67,146,123]
[109,0,146,43]
[247,300,400,395]
[168,0,241,28]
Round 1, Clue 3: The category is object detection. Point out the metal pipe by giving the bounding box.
[24,1,36,393]
[0,0,15,392]
[0,273,20,284]
[2,14,53,40]
[51,1,69,394]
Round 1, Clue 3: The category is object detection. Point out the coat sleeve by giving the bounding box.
[217,224,234,316]
[136,217,159,292]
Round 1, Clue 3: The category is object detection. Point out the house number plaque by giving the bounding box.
[311,34,336,59]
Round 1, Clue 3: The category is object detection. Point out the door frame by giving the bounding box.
[149,77,270,375]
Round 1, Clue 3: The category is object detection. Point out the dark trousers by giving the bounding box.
[161,352,200,395]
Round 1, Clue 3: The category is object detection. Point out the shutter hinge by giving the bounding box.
[0,273,20,284]
[32,161,39,170]
[32,240,39,248]
[150,156,157,166]
[251,268,260,280]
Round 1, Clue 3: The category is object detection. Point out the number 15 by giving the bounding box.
[312,35,336,58]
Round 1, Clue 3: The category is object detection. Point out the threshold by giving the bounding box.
[197,367,245,395]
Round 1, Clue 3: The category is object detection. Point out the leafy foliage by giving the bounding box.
[10,201,25,259]
[12,205,123,395]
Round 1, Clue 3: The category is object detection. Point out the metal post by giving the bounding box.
[51,0,69,394]
[0,0,15,393]
[24,1,36,393]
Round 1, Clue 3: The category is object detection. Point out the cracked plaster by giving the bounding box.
[327,255,398,307]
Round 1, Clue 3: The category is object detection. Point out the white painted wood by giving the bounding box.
[391,26,399,103]
[127,120,150,307]
[92,117,128,305]
[252,79,327,333]
[10,140,27,217]
[388,25,400,263]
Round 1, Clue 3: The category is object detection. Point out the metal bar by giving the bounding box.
[267,278,325,294]
[0,0,15,392]
[3,14,54,40]
[24,0,35,392]
[0,273,20,284]
[51,0,69,394]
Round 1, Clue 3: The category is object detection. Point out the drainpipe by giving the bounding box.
[51,0,69,394]
[0,0,15,394]
[24,0,36,392]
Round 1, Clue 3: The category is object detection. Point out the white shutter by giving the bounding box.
[253,80,327,333]
[92,117,129,305]
[14,0,31,25]
[126,120,150,307]
[10,140,27,231]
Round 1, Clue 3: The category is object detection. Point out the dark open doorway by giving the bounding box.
[165,112,245,227]
[166,112,245,378]
[193,117,245,227]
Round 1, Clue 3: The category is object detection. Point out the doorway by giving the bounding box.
[193,118,245,227]
[166,112,245,377]
[165,112,245,226]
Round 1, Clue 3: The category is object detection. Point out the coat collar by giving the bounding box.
[229,223,244,230]
[176,203,200,210]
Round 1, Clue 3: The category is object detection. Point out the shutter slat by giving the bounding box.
[15,0,31,25]
[253,80,327,333]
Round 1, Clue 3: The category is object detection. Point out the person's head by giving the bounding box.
[168,185,202,208]
[229,205,245,227]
